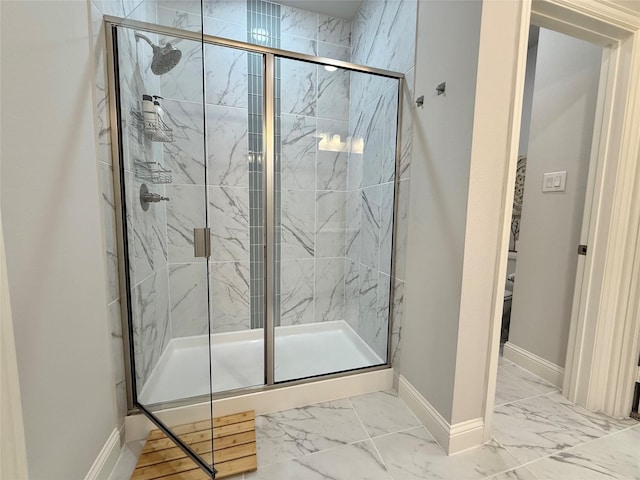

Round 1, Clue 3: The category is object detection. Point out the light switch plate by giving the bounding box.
[543,171,567,192]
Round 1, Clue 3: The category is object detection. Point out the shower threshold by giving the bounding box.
[138,320,383,405]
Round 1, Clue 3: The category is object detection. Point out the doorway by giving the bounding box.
[499,26,603,388]
[484,0,640,445]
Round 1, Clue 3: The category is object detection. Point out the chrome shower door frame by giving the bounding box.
[105,14,405,418]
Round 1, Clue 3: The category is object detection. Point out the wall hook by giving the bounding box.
[436,82,446,95]
[415,95,424,107]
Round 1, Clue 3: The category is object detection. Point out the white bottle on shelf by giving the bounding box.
[153,96,164,126]
[142,94,156,130]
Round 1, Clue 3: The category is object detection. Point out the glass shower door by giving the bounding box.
[113,23,217,476]
[273,57,400,382]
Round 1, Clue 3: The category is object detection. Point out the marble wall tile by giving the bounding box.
[345,189,361,262]
[315,191,346,258]
[281,35,317,56]
[209,185,250,262]
[169,262,209,337]
[350,0,384,68]
[130,177,169,284]
[279,259,314,326]
[109,300,127,424]
[372,272,391,360]
[281,189,315,259]
[281,5,317,39]
[165,184,207,263]
[362,97,386,188]
[204,17,247,42]
[360,185,382,270]
[132,267,171,391]
[157,35,204,103]
[204,0,248,26]
[91,3,112,167]
[280,58,317,117]
[316,118,349,191]
[255,399,368,466]
[317,67,350,121]
[351,0,416,75]
[357,264,379,353]
[394,178,409,281]
[157,0,246,27]
[206,43,248,107]
[318,42,350,62]
[280,114,317,190]
[400,67,415,180]
[378,181,395,276]
[92,0,126,17]
[390,279,404,370]
[318,15,351,47]
[100,162,120,303]
[207,104,249,187]
[157,6,202,32]
[162,99,206,185]
[347,142,363,193]
[344,259,360,329]
[314,258,345,322]
[209,261,251,332]
[380,85,399,184]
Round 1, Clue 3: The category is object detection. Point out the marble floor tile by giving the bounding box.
[255,399,369,467]
[547,391,639,433]
[525,425,640,480]
[374,427,520,480]
[350,390,420,438]
[486,467,538,480]
[499,362,558,394]
[493,394,606,464]
[495,367,545,407]
[246,440,393,480]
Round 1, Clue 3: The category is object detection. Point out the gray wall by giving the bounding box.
[509,29,602,367]
[401,0,482,422]
[518,43,538,157]
[1,1,117,477]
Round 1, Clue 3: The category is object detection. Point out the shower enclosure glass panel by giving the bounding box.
[273,59,400,382]
[113,22,217,475]
[110,13,402,478]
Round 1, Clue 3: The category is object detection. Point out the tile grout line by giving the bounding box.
[346,397,389,470]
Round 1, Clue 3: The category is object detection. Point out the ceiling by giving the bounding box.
[276,0,363,20]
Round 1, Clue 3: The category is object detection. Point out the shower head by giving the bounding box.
[135,32,182,75]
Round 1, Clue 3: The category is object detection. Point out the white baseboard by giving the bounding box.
[126,368,393,442]
[503,342,564,387]
[84,428,121,480]
[398,375,484,455]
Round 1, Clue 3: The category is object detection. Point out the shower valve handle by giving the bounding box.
[142,192,170,203]
[140,183,170,211]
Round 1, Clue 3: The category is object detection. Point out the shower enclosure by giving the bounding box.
[106,9,402,477]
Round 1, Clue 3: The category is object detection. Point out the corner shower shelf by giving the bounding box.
[135,161,173,184]
[131,110,175,143]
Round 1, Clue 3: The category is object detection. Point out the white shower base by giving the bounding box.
[138,320,383,405]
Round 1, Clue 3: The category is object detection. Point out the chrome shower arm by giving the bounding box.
[134,32,154,48]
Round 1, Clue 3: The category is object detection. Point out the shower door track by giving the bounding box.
[104,15,404,416]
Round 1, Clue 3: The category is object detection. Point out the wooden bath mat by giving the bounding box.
[131,410,257,479]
